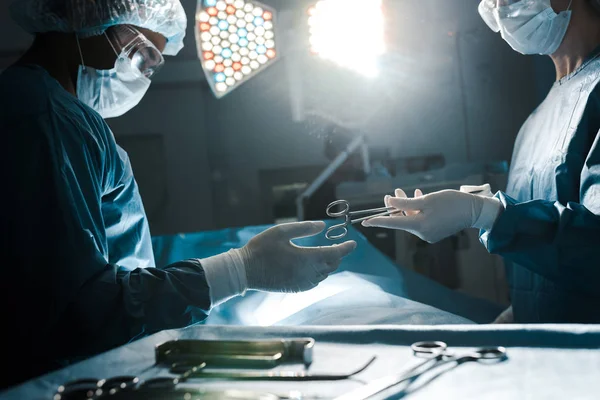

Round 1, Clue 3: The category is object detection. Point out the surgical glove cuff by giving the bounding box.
[235,244,262,291]
[473,196,503,231]
[200,249,248,308]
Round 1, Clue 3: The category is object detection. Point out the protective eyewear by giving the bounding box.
[106,25,165,79]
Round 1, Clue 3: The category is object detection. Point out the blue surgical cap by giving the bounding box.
[10,0,187,56]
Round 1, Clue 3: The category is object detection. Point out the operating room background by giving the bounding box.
[0,0,555,301]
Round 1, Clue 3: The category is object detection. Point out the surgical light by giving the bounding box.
[308,0,385,77]
[197,0,278,98]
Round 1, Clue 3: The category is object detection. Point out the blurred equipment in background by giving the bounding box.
[196,0,278,98]
[295,124,372,222]
[257,122,394,225]
[299,122,393,222]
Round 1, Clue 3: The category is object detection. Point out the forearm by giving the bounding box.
[480,192,600,294]
[68,259,212,356]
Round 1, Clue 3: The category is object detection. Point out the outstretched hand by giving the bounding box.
[240,221,357,293]
[363,188,501,243]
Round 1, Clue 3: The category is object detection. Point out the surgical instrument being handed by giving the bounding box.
[333,341,507,400]
[325,200,406,240]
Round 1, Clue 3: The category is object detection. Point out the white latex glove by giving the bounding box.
[236,221,357,293]
[201,221,357,307]
[362,187,502,243]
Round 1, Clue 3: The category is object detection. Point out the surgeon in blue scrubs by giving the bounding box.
[364,0,600,323]
[0,0,355,388]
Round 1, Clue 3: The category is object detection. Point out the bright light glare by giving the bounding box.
[253,284,347,326]
[308,0,385,77]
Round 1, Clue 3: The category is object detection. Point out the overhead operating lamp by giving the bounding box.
[307,0,385,77]
[196,0,279,98]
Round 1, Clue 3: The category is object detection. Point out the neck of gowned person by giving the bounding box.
[16,33,79,96]
[551,1,600,80]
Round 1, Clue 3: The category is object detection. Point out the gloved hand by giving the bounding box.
[362,187,502,243]
[236,221,357,293]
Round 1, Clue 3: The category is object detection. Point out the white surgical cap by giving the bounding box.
[10,0,187,56]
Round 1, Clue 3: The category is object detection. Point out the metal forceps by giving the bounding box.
[334,341,507,400]
[325,200,404,240]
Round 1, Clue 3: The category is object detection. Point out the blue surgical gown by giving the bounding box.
[0,65,211,387]
[481,47,600,323]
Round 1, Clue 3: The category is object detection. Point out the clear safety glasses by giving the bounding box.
[106,25,165,79]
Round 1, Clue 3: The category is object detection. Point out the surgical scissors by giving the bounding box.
[325,200,404,240]
[334,341,507,400]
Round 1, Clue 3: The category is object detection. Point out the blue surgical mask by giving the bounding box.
[478,0,572,55]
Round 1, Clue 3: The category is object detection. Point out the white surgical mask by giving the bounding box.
[76,60,151,119]
[478,0,572,55]
[76,30,154,119]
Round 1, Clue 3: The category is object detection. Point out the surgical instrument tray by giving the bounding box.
[155,338,315,368]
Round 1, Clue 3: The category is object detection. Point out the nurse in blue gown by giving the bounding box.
[364,0,600,323]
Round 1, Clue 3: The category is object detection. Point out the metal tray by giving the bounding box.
[155,338,315,368]
[107,388,280,400]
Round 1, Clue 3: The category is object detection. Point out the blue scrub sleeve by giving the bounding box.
[69,258,211,356]
[481,144,600,296]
